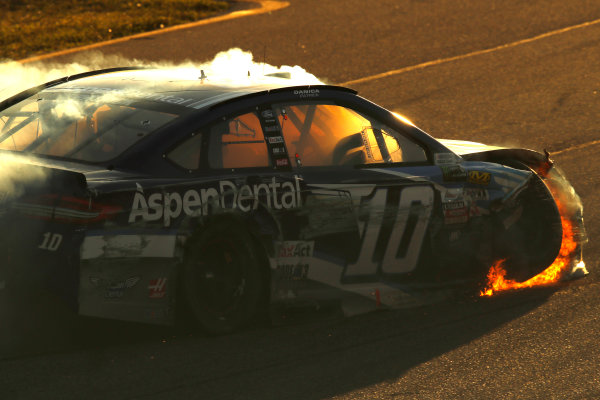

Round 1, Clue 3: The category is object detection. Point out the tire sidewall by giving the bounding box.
[182,219,263,334]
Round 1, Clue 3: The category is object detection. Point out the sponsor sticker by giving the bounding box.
[278,241,314,258]
[293,89,320,98]
[443,202,469,224]
[275,158,289,167]
[272,147,286,155]
[465,188,489,201]
[148,278,168,299]
[468,170,491,185]
[434,153,461,166]
[128,176,303,226]
[90,276,140,299]
[444,212,468,225]
[261,110,274,118]
[441,165,467,182]
[268,136,284,144]
[442,201,465,210]
[442,188,464,201]
[276,264,309,280]
[264,125,280,132]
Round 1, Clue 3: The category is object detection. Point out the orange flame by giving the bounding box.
[480,184,579,297]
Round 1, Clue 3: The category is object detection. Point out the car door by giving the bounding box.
[266,100,438,293]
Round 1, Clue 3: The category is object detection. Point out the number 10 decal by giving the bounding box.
[39,232,63,251]
[342,185,434,282]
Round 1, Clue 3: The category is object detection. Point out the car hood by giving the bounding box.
[437,139,506,156]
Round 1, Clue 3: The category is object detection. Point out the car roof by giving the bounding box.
[1,67,356,113]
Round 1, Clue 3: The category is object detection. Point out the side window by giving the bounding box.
[0,96,178,162]
[208,111,269,169]
[273,103,427,167]
[377,125,428,163]
[167,133,203,170]
[274,104,374,167]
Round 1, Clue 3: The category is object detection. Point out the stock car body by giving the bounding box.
[0,68,586,333]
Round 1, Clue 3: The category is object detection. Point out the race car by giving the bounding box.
[0,67,586,333]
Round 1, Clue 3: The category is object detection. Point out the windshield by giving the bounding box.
[0,91,178,162]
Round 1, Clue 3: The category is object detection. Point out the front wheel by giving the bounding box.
[495,165,563,282]
[182,221,264,334]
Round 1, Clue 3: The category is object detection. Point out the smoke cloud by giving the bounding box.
[0,154,48,200]
[0,48,324,102]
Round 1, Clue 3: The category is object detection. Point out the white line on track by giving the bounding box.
[340,17,600,87]
[339,17,600,157]
[18,0,290,64]
[553,140,600,155]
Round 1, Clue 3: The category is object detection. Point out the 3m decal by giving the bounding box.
[278,241,314,258]
[148,278,167,298]
[38,232,63,251]
[129,176,303,226]
[441,165,467,182]
[343,186,434,280]
[468,171,491,185]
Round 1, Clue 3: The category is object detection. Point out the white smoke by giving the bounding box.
[0,154,48,199]
[0,48,324,102]
[0,47,324,194]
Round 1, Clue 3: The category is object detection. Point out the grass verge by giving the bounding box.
[0,0,230,60]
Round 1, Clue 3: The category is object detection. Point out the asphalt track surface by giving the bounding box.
[2,0,600,398]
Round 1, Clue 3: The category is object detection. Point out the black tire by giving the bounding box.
[182,220,264,334]
[495,164,563,282]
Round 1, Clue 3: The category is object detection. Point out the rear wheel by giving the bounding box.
[182,221,264,334]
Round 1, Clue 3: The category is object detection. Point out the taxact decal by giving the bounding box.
[277,241,314,258]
